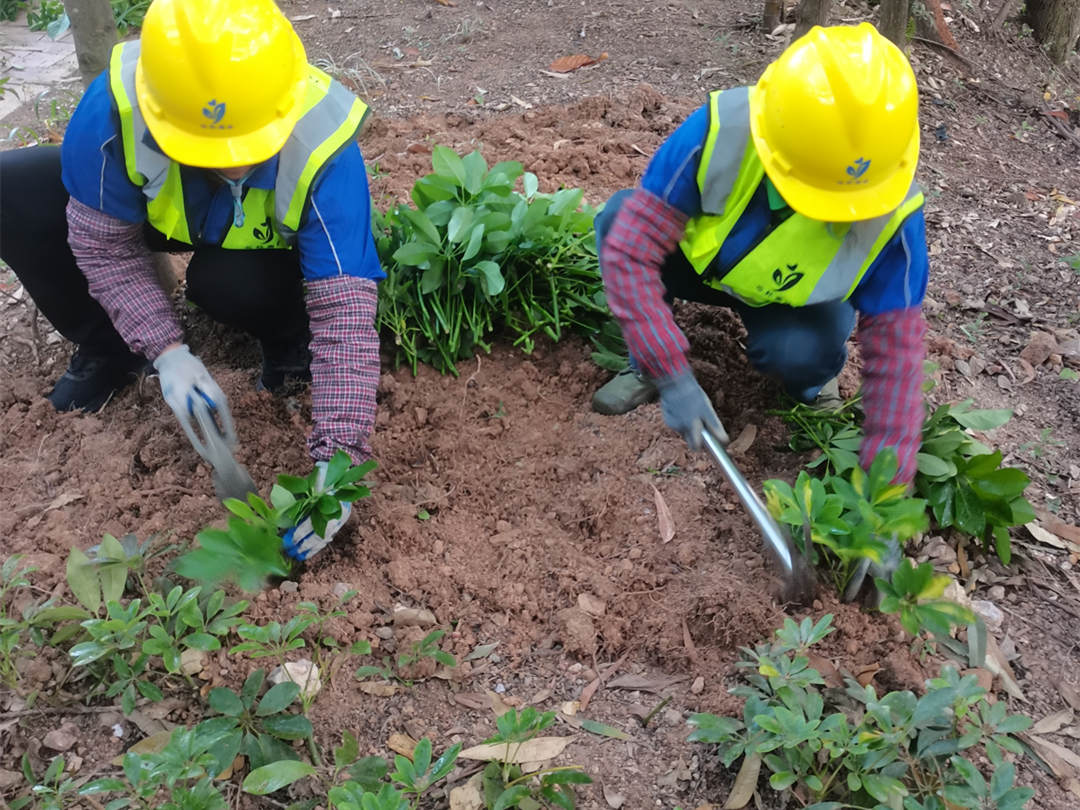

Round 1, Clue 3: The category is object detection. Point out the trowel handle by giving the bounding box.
[702,430,796,577]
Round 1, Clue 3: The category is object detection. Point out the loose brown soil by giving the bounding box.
[2,1,1080,808]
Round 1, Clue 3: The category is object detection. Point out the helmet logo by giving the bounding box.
[843,157,871,185]
[201,99,232,130]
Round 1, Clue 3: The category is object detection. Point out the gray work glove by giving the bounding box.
[154,344,235,458]
[655,369,729,451]
[843,534,902,606]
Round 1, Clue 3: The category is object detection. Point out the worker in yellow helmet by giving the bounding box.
[592,24,928,599]
[0,0,381,561]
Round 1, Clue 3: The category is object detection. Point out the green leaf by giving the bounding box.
[462,222,486,262]
[242,761,316,795]
[420,264,445,294]
[66,549,100,613]
[447,206,475,244]
[769,771,798,791]
[347,756,389,792]
[261,713,313,740]
[257,682,300,716]
[184,633,221,652]
[400,207,442,246]
[971,468,1030,500]
[916,452,957,479]
[431,146,467,187]
[954,484,986,537]
[473,260,505,296]
[950,406,1012,431]
[209,688,245,717]
[493,785,531,810]
[392,241,440,267]
[462,151,487,194]
[522,172,539,198]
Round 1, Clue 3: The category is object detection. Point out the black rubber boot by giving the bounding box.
[47,348,150,412]
[258,337,312,393]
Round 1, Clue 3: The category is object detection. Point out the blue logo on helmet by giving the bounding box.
[844,157,871,183]
[201,99,232,130]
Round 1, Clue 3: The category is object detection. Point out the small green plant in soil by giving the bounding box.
[355,628,456,685]
[772,395,1035,565]
[764,448,929,595]
[687,614,1034,810]
[66,532,175,612]
[175,450,376,592]
[373,145,620,375]
[480,707,592,809]
[25,0,63,31]
[11,754,80,810]
[200,668,313,771]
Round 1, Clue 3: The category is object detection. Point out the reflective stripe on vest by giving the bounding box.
[678,88,924,308]
[107,40,369,247]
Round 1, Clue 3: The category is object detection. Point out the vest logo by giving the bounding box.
[252,216,274,244]
[201,99,232,130]
[772,263,804,292]
[842,157,870,185]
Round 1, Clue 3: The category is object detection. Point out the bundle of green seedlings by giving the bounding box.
[174,450,377,591]
[373,146,626,376]
[771,390,1034,566]
[687,615,1034,810]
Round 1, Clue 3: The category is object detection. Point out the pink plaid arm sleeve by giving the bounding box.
[305,276,380,464]
[600,189,691,379]
[66,199,182,360]
[859,307,927,484]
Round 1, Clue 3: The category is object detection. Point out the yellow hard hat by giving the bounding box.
[134,0,308,168]
[748,23,920,222]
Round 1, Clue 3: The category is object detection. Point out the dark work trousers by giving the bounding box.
[595,189,857,402]
[0,145,310,362]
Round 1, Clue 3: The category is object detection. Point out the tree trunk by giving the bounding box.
[794,0,832,39]
[764,0,783,32]
[1027,0,1080,64]
[66,0,117,88]
[878,0,910,50]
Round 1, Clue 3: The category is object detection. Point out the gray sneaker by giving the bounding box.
[813,378,843,411]
[592,367,658,415]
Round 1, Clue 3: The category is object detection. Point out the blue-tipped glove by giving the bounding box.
[281,461,353,561]
[154,344,235,455]
[655,369,729,451]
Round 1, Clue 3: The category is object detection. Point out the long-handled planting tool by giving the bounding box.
[702,429,817,605]
[188,397,258,504]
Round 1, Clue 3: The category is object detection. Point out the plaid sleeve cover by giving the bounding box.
[65,199,182,360]
[600,188,691,380]
[305,276,380,464]
[858,307,927,484]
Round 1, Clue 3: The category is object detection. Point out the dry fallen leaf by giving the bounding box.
[359,681,399,697]
[1033,709,1075,735]
[486,688,513,718]
[548,52,608,72]
[1060,683,1080,711]
[807,653,842,688]
[726,424,758,457]
[449,772,484,810]
[855,663,881,688]
[723,753,761,809]
[984,634,1025,701]
[651,484,676,543]
[388,733,417,759]
[1035,509,1080,546]
[451,692,488,710]
[602,782,626,809]
[112,730,173,765]
[1026,522,1080,554]
[460,736,573,763]
[1022,733,1080,779]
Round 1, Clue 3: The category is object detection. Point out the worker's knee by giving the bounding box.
[745,307,855,397]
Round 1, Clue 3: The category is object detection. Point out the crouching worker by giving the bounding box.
[0,0,383,561]
[592,24,930,596]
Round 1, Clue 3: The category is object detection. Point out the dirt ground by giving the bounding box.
[2,0,1080,808]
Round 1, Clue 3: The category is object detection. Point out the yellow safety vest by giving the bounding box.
[678,88,924,308]
[106,40,369,249]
